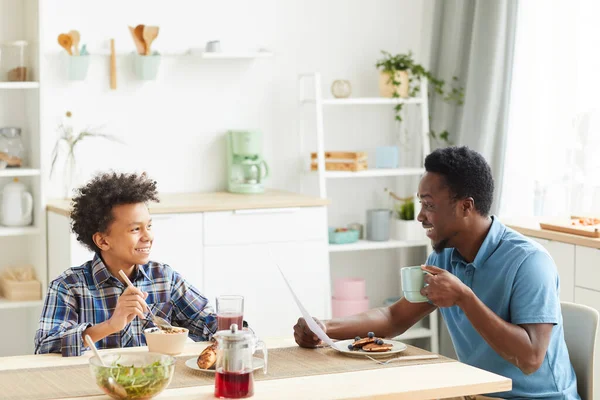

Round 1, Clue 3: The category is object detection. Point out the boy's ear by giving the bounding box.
[92,232,110,251]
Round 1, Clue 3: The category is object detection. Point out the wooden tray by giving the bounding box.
[539,216,600,238]
[310,151,368,171]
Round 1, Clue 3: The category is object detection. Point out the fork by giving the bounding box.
[118,269,173,331]
[365,354,439,365]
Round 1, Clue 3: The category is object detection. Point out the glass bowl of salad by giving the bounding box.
[89,352,175,400]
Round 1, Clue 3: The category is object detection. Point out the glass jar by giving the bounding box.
[1,41,28,81]
[0,127,24,167]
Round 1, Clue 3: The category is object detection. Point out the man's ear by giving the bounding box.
[92,232,110,252]
[462,197,475,216]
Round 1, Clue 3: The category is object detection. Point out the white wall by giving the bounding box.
[39,0,430,198]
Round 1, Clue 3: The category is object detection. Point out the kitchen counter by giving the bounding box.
[505,216,600,249]
[46,190,329,217]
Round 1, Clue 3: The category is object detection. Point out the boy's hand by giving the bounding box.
[108,286,149,332]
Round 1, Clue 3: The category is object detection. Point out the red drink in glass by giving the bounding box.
[217,312,243,331]
[214,370,254,398]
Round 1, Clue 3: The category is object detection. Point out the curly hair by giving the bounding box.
[70,172,160,253]
[424,146,494,216]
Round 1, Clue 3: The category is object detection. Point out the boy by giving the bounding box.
[35,172,217,356]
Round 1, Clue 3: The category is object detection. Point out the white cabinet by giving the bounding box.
[203,207,326,245]
[203,240,330,338]
[531,238,575,302]
[149,213,203,290]
[202,207,330,338]
[575,246,600,292]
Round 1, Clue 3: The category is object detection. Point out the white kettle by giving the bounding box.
[1,178,33,227]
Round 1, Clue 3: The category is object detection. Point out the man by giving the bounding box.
[35,172,217,356]
[294,146,579,399]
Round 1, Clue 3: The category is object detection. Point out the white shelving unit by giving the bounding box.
[0,0,46,356]
[0,82,40,89]
[329,239,430,253]
[298,72,438,353]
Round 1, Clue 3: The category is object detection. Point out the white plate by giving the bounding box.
[335,339,407,358]
[184,357,265,373]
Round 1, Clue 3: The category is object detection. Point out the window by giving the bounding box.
[500,0,600,217]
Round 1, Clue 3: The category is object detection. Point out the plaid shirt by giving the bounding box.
[35,254,217,357]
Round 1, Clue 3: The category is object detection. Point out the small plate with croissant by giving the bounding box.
[185,342,265,373]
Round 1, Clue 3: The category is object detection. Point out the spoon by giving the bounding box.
[117,269,173,331]
[57,34,73,55]
[142,26,159,55]
[128,26,145,55]
[133,24,146,55]
[85,335,128,399]
[68,30,80,55]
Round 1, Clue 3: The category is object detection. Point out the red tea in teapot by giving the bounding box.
[214,369,253,399]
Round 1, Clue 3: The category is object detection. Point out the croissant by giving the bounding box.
[197,342,218,369]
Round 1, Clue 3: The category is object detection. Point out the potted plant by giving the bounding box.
[375,50,465,145]
[386,189,425,241]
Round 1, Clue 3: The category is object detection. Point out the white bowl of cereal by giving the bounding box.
[143,326,189,355]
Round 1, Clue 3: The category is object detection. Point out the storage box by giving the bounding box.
[311,151,367,172]
[328,227,360,244]
[0,266,41,301]
[375,146,399,168]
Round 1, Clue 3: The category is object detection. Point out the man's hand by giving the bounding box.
[107,286,149,333]
[420,265,472,308]
[294,317,326,348]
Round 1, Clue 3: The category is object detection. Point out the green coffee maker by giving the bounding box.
[226,130,270,194]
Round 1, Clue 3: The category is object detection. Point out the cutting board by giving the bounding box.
[539,216,600,238]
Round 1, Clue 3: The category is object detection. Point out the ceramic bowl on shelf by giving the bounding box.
[328,227,360,244]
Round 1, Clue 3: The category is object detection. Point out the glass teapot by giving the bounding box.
[214,324,268,399]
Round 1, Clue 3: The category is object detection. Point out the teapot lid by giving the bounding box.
[214,324,253,342]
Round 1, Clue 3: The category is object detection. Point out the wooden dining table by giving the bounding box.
[0,338,511,400]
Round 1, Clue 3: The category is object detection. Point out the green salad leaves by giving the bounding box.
[94,358,173,399]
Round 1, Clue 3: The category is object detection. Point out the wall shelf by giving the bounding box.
[0,168,41,177]
[302,97,424,105]
[0,82,40,89]
[0,299,43,310]
[0,227,41,237]
[316,168,426,179]
[329,239,428,253]
[57,50,274,59]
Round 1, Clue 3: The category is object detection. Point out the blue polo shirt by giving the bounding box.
[427,217,579,399]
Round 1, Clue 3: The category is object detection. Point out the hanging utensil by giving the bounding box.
[117,269,173,331]
[68,30,80,55]
[128,26,145,55]
[142,26,159,56]
[133,24,146,55]
[57,34,73,55]
[110,38,116,90]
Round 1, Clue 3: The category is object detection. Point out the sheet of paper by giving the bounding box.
[274,258,341,351]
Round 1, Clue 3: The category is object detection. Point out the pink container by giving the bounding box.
[332,297,369,318]
[333,278,366,300]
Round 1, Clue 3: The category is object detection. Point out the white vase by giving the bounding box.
[391,219,425,241]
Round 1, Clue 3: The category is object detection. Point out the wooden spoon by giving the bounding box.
[133,24,146,55]
[128,26,145,55]
[142,26,159,56]
[68,30,80,55]
[58,34,73,55]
